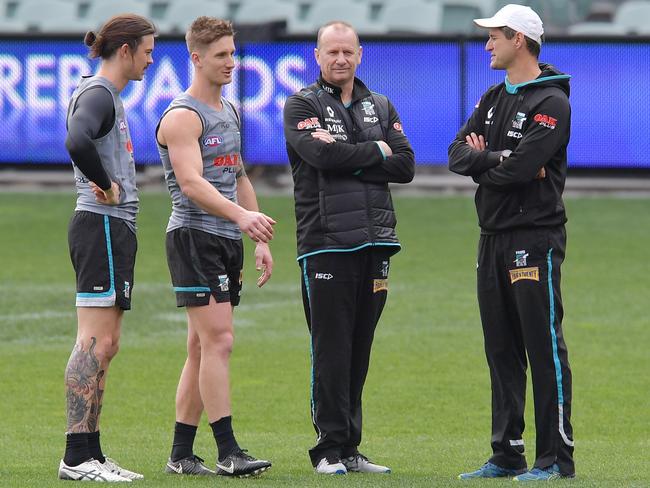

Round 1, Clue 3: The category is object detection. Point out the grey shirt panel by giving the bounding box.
[158,93,241,239]
[67,76,138,231]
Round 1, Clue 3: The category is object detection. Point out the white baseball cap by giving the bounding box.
[474,4,544,45]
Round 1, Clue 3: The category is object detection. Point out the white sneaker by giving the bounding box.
[101,457,144,480]
[315,457,347,475]
[342,453,391,473]
[58,459,131,482]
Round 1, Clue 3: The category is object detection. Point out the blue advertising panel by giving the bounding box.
[464,41,650,168]
[0,38,459,165]
[240,41,460,164]
[0,39,195,165]
[0,37,648,167]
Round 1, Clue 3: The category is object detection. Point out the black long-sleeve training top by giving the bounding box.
[65,85,115,191]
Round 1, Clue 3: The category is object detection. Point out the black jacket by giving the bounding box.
[449,63,571,233]
[284,75,415,259]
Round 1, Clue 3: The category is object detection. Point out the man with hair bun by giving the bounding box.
[59,13,155,482]
[157,16,274,478]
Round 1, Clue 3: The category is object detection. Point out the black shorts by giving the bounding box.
[166,227,244,307]
[68,211,137,310]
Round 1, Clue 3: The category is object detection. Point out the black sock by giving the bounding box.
[210,416,239,461]
[63,433,91,467]
[170,422,198,462]
[87,431,106,464]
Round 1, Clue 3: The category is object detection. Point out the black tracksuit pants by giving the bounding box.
[299,248,391,466]
[477,226,574,476]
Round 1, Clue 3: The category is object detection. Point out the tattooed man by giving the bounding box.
[60,14,155,482]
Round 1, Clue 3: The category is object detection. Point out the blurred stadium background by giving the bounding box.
[1,0,650,187]
[1,0,650,36]
[1,1,650,487]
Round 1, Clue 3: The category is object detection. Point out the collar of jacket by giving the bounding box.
[317,74,372,104]
[504,63,571,95]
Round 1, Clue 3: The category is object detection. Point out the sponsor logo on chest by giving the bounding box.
[213,153,240,167]
[485,106,495,125]
[321,107,346,139]
[327,123,346,135]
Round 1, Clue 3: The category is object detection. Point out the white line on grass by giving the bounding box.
[0,311,74,322]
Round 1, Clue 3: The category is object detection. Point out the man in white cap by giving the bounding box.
[449,4,575,482]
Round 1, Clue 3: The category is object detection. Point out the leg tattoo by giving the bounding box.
[65,337,105,433]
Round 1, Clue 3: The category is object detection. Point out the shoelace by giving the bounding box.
[190,455,206,464]
[233,449,256,462]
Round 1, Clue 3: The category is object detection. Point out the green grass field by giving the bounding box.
[1,192,648,487]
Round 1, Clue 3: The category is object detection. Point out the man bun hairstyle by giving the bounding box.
[85,13,156,59]
[186,16,234,54]
[83,30,97,48]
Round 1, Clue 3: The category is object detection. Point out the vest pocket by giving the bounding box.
[318,190,328,231]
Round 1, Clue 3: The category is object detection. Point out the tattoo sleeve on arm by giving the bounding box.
[65,337,105,433]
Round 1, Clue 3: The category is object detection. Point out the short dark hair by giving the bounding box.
[501,26,541,58]
[84,14,156,59]
[186,16,234,53]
